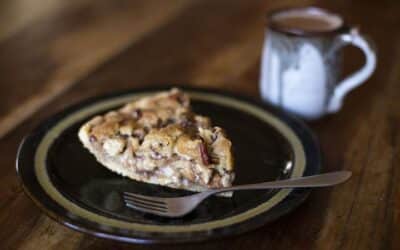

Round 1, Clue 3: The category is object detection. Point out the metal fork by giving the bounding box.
[123,171,351,218]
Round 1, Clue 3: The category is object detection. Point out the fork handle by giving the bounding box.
[207,171,351,195]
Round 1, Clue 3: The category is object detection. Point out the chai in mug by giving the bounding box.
[260,7,376,120]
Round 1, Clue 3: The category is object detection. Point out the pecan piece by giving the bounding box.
[199,142,211,165]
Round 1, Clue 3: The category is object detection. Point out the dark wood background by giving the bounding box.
[1,0,399,249]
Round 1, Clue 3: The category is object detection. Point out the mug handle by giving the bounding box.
[327,28,377,113]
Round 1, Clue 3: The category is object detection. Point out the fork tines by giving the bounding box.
[123,192,168,214]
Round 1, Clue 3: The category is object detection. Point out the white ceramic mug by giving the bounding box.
[260,7,376,120]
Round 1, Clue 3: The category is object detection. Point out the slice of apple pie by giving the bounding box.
[78,88,234,193]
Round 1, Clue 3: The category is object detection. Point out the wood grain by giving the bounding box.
[0,0,194,139]
[0,0,91,42]
[1,0,400,249]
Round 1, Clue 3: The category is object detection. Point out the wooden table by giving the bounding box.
[1,0,399,249]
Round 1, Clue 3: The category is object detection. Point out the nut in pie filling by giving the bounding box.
[78,88,235,194]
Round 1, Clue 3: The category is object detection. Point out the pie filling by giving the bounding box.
[78,88,235,193]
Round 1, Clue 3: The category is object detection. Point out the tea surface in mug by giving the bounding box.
[271,11,342,32]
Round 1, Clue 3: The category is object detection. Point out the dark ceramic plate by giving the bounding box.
[16,86,320,244]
